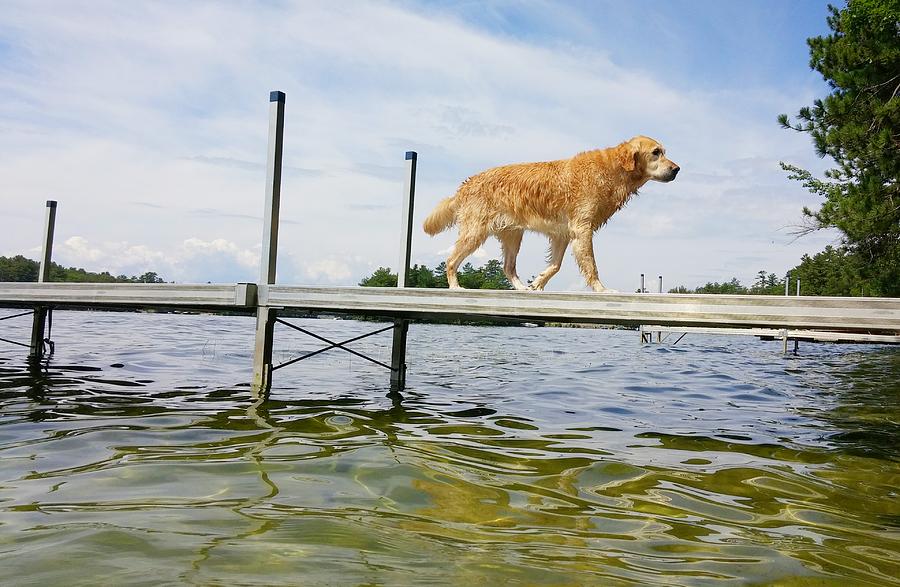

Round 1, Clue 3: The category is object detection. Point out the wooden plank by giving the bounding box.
[2,283,898,335]
[787,331,900,343]
[643,325,900,344]
[0,282,257,309]
[644,325,788,337]
[263,286,900,334]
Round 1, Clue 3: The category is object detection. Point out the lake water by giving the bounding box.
[0,311,898,586]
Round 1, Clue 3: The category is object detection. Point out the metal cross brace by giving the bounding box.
[0,310,34,322]
[272,319,397,372]
[0,310,35,348]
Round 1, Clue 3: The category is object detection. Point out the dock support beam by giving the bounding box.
[252,91,286,393]
[29,200,57,361]
[390,151,417,391]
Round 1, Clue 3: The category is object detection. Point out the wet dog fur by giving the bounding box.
[423,136,680,292]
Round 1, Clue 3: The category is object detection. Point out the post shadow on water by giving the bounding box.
[6,348,428,580]
[23,354,57,402]
[173,380,427,580]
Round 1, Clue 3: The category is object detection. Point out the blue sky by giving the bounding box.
[425,1,829,90]
[0,0,840,290]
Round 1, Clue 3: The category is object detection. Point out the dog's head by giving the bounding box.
[618,136,680,182]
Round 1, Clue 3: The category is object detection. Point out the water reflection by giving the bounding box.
[0,314,898,585]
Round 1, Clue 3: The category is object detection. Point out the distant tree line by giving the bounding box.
[0,255,166,284]
[360,259,512,290]
[670,270,784,295]
[357,259,516,325]
[365,255,868,297]
[669,272,784,295]
[669,246,871,296]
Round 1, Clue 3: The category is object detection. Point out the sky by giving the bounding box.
[0,0,842,291]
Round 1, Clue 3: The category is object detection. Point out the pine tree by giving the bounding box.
[779,0,900,296]
[358,260,512,290]
[358,267,397,287]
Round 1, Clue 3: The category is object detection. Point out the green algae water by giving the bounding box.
[0,311,898,586]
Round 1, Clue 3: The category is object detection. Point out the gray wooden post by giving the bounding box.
[252,91,286,393]
[640,273,645,293]
[390,151,417,390]
[656,275,663,341]
[29,200,57,360]
[785,273,790,296]
[794,277,801,352]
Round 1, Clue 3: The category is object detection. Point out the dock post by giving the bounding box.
[29,200,57,361]
[390,150,417,391]
[252,91,286,393]
[794,280,800,352]
[785,273,790,296]
[656,276,663,341]
[640,273,645,293]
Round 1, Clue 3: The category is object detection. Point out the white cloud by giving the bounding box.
[50,236,259,283]
[303,258,353,283]
[179,238,257,269]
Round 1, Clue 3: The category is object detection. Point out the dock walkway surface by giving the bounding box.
[1,282,899,338]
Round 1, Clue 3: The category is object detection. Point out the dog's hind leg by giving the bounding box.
[497,229,527,290]
[529,235,568,291]
[571,229,614,292]
[446,228,487,289]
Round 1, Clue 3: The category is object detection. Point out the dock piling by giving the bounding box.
[390,151,417,390]
[252,91,286,393]
[656,276,664,341]
[794,279,801,352]
[29,200,57,361]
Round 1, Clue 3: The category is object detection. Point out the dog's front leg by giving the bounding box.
[571,229,613,293]
[529,236,568,291]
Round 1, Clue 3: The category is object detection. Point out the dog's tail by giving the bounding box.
[423,196,457,235]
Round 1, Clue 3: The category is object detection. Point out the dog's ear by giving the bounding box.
[618,141,638,172]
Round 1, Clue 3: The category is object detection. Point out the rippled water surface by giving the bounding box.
[1,311,898,586]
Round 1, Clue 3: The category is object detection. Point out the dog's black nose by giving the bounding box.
[671,166,680,175]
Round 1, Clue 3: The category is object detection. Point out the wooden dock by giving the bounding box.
[2,90,899,394]
[2,279,899,394]
[0,282,257,310]
[262,286,900,333]
[3,282,898,335]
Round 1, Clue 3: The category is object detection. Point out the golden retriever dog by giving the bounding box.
[423,136,679,292]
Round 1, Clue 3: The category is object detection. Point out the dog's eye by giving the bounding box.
[652,148,661,156]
